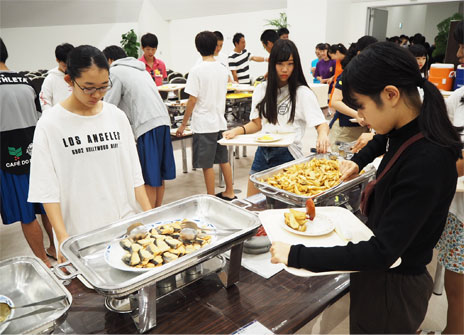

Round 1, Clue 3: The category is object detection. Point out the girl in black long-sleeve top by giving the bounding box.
[270,42,463,334]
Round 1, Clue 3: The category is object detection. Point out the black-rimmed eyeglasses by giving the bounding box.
[74,78,112,95]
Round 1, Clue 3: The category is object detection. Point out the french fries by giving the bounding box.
[284,209,308,232]
[261,158,341,197]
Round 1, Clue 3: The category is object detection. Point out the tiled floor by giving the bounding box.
[0,125,448,333]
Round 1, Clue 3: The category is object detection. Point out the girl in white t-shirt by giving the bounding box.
[223,39,330,196]
[28,45,152,263]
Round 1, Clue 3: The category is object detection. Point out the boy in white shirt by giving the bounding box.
[193,31,233,82]
[176,31,236,200]
[39,43,74,111]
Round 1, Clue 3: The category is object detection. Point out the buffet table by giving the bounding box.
[56,266,348,334]
[52,194,352,334]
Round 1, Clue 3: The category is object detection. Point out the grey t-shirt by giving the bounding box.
[0,70,41,174]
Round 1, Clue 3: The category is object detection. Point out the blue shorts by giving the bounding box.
[250,147,295,174]
[0,169,45,225]
[137,125,176,187]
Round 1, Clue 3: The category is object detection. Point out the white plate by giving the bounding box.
[104,219,216,272]
[0,295,14,334]
[255,134,282,143]
[260,207,402,277]
[281,212,334,236]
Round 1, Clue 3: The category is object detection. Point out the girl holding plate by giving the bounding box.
[270,42,462,333]
[223,39,330,197]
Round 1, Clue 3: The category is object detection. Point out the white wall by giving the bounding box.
[385,5,427,39]
[287,0,353,83]
[287,0,328,83]
[424,2,461,43]
[325,0,353,46]
[1,22,139,71]
[138,0,170,63]
[168,9,285,80]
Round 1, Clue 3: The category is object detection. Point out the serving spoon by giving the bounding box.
[0,295,66,323]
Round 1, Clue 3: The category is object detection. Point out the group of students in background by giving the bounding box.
[1,19,463,334]
[311,30,443,152]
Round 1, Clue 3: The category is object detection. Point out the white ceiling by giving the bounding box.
[0,0,287,28]
[152,0,287,20]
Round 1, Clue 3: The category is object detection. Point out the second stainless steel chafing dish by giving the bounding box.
[0,256,72,334]
[249,153,376,211]
[56,195,260,333]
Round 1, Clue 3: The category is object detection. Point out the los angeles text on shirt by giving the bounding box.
[62,131,121,156]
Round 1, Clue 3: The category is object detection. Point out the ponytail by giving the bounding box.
[420,80,463,156]
[341,43,357,69]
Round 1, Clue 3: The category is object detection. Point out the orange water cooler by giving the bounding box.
[428,64,455,91]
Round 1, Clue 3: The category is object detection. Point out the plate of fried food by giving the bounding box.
[282,209,334,236]
[104,219,215,272]
[282,199,334,236]
[255,134,282,143]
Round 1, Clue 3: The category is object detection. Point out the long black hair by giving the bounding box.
[257,39,308,124]
[342,42,463,158]
[66,45,109,80]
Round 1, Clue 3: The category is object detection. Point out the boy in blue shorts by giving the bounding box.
[0,38,55,266]
[103,45,176,208]
[176,31,236,200]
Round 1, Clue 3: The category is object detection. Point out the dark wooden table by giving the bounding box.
[54,194,354,334]
[56,268,348,334]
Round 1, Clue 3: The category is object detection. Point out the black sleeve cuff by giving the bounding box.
[288,244,304,268]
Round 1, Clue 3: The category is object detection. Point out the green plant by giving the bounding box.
[120,29,140,58]
[265,12,288,29]
[432,13,463,58]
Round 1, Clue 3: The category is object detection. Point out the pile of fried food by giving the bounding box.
[262,158,341,196]
[120,220,211,269]
[284,209,309,232]
[284,198,316,232]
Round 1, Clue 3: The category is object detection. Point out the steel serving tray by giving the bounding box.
[59,195,261,298]
[249,153,376,209]
[0,256,72,334]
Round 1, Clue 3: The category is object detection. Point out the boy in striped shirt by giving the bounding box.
[228,33,266,84]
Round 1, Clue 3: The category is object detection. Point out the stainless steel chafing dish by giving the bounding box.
[56,195,260,333]
[0,256,72,334]
[249,153,376,211]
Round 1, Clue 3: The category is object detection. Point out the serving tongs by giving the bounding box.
[179,220,240,241]
[0,296,67,324]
